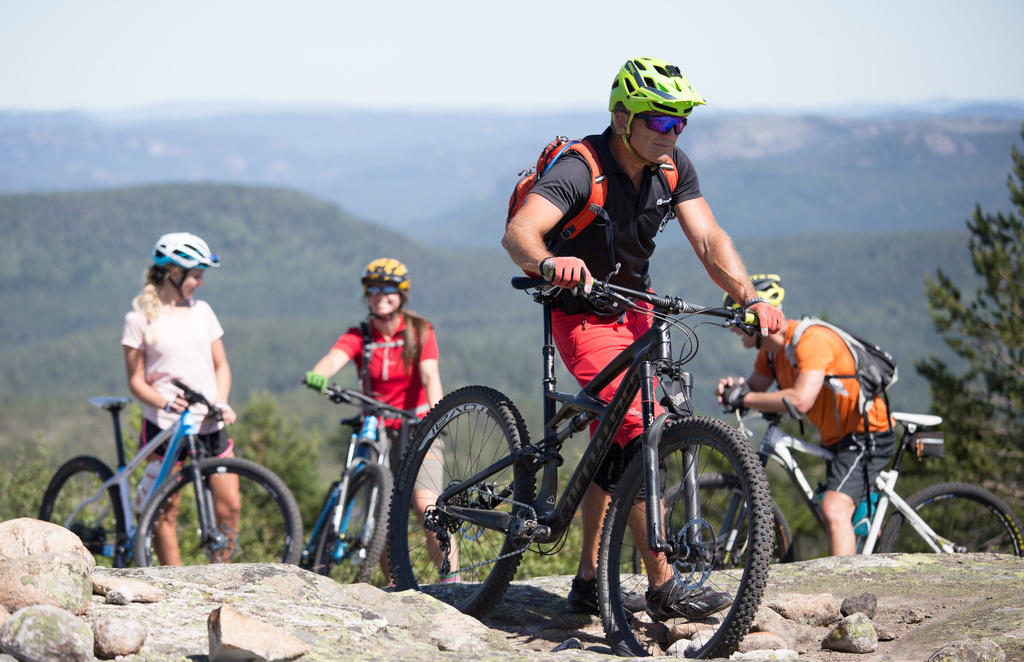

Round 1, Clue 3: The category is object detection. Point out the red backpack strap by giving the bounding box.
[551,139,607,243]
[659,162,678,192]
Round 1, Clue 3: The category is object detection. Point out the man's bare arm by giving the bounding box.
[675,196,783,334]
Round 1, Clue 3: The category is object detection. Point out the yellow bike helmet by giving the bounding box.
[609,57,706,118]
[723,274,785,309]
[362,258,410,292]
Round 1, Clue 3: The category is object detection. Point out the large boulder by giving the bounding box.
[0,519,93,564]
[92,617,147,659]
[0,552,94,615]
[0,604,94,662]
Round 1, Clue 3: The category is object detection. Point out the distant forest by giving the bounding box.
[0,184,976,457]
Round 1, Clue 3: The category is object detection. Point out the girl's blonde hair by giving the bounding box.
[132,265,169,344]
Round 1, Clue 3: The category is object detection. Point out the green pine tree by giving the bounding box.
[916,124,1024,505]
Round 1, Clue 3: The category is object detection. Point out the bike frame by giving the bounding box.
[303,388,418,565]
[745,415,958,555]
[69,401,218,557]
[434,278,745,557]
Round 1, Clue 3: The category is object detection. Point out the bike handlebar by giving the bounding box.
[170,379,223,422]
[317,383,420,422]
[510,276,759,330]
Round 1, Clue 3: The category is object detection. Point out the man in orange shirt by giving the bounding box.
[715,275,895,555]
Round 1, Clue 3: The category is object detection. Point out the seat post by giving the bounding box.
[542,300,557,438]
[110,408,128,470]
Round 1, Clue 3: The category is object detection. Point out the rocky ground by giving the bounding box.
[2,516,1022,662]
[484,554,1024,661]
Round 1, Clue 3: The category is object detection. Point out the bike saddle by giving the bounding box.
[88,396,133,412]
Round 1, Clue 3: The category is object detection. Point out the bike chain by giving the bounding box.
[430,484,539,579]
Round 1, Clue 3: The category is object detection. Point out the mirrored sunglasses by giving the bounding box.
[637,114,688,134]
[366,285,400,296]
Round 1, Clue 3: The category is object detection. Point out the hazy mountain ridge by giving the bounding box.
[1,106,1019,243]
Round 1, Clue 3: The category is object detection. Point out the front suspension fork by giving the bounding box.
[640,362,700,557]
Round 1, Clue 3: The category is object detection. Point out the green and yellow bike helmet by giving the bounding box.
[610,57,706,164]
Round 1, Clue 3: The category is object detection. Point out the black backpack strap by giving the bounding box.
[359,320,374,397]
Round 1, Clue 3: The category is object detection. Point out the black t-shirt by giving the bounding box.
[529,127,702,314]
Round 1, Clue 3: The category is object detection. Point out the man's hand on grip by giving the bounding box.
[747,301,783,337]
[539,257,593,294]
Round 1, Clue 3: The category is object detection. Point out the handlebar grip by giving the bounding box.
[745,311,758,325]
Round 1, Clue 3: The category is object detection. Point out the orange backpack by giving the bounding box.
[506,136,678,275]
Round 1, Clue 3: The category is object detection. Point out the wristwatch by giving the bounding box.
[743,297,769,308]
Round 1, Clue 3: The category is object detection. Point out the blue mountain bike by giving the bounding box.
[300,384,418,584]
[39,379,303,566]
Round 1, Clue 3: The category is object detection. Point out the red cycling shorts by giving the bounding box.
[550,301,664,449]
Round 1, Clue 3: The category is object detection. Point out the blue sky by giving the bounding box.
[1,0,1022,113]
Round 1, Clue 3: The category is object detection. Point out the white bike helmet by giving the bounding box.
[152,232,220,269]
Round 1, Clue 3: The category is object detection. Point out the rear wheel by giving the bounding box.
[312,462,392,584]
[599,416,773,658]
[39,456,126,567]
[878,482,1024,556]
[388,386,536,619]
[134,457,303,566]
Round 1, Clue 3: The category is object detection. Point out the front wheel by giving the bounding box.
[388,386,536,619]
[877,482,1024,556]
[311,461,392,584]
[599,416,773,658]
[134,457,303,566]
[39,456,127,567]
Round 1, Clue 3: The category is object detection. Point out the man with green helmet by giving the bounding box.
[502,57,784,621]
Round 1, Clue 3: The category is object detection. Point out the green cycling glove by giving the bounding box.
[305,371,327,392]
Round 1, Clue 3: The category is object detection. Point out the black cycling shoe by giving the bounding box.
[567,576,599,614]
[645,582,733,622]
[622,590,646,615]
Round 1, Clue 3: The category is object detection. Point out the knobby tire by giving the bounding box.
[388,386,535,619]
[134,457,303,566]
[39,455,127,567]
[598,416,773,658]
[312,461,392,584]
[878,482,1024,556]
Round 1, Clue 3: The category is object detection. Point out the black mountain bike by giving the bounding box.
[388,276,774,658]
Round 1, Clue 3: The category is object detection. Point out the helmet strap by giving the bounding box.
[168,270,186,302]
[614,111,657,167]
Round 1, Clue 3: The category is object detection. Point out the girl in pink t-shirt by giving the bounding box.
[121,232,239,565]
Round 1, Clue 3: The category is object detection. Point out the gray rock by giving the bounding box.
[0,604,94,662]
[926,639,1006,662]
[0,519,93,564]
[840,592,877,619]
[208,604,310,662]
[550,637,582,652]
[903,608,930,624]
[738,630,788,652]
[104,588,132,606]
[92,617,146,659]
[767,593,840,626]
[821,612,878,654]
[0,552,94,616]
[731,650,800,661]
[92,577,163,603]
[875,624,898,641]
